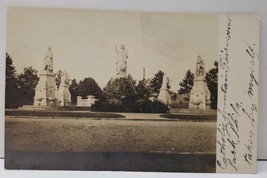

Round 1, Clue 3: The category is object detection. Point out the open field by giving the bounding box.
[5,115,216,172]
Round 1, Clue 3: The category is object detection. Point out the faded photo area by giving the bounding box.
[5,7,218,172]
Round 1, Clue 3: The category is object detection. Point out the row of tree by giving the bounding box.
[5,53,218,110]
[6,53,39,108]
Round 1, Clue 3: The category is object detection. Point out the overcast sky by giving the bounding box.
[7,7,219,91]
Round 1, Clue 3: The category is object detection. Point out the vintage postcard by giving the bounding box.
[4,7,259,173]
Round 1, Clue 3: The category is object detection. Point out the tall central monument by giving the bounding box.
[115,44,128,78]
[189,56,211,109]
[34,47,58,106]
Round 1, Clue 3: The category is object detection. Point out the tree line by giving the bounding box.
[5,53,218,110]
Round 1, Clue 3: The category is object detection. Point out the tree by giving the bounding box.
[69,79,79,105]
[55,70,62,89]
[206,61,218,109]
[17,66,39,105]
[178,70,194,101]
[149,70,164,96]
[5,53,19,108]
[136,79,151,99]
[78,77,103,99]
[103,75,137,104]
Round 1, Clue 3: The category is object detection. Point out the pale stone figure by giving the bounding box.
[34,47,57,106]
[189,56,211,109]
[158,74,171,105]
[61,69,70,85]
[44,47,53,71]
[115,44,128,78]
[58,69,71,106]
[195,55,205,78]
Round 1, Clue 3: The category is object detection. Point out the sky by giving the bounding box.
[7,7,219,91]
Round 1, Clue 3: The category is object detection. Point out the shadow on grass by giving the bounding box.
[160,114,217,122]
[5,150,215,172]
[5,110,125,118]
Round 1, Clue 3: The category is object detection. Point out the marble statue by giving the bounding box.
[34,47,57,106]
[157,74,171,105]
[195,55,205,78]
[58,69,71,106]
[61,69,70,85]
[115,44,128,78]
[189,56,211,109]
[44,47,53,71]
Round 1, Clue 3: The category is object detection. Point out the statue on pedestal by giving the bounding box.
[157,74,171,105]
[189,56,211,109]
[34,47,57,106]
[115,44,128,78]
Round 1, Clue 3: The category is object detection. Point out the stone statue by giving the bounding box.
[157,74,171,105]
[34,47,57,106]
[189,55,211,109]
[195,55,205,78]
[161,74,168,89]
[61,69,70,85]
[44,47,53,71]
[115,44,128,78]
[58,69,71,106]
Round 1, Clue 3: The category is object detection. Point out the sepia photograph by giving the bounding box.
[5,7,220,172]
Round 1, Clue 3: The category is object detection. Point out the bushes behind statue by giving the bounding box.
[91,98,168,113]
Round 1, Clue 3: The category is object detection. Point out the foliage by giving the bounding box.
[137,99,169,113]
[5,53,39,108]
[136,79,151,99]
[55,70,62,89]
[17,66,39,105]
[69,79,79,105]
[92,97,168,113]
[206,61,218,109]
[149,70,164,96]
[177,70,194,101]
[5,53,19,108]
[103,75,137,104]
[78,77,103,99]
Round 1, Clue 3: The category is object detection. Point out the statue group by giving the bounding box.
[34,47,71,107]
[34,46,211,110]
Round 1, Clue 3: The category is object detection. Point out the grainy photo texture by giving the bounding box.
[5,7,258,173]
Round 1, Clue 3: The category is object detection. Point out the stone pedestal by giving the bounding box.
[189,76,211,109]
[34,70,57,106]
[58,83,71,106]
[77,95,97,107]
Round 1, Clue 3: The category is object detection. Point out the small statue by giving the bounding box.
[115,44,128,77]
[61,69,70,85]
[44,47,53,71]
[195,55,205,77]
